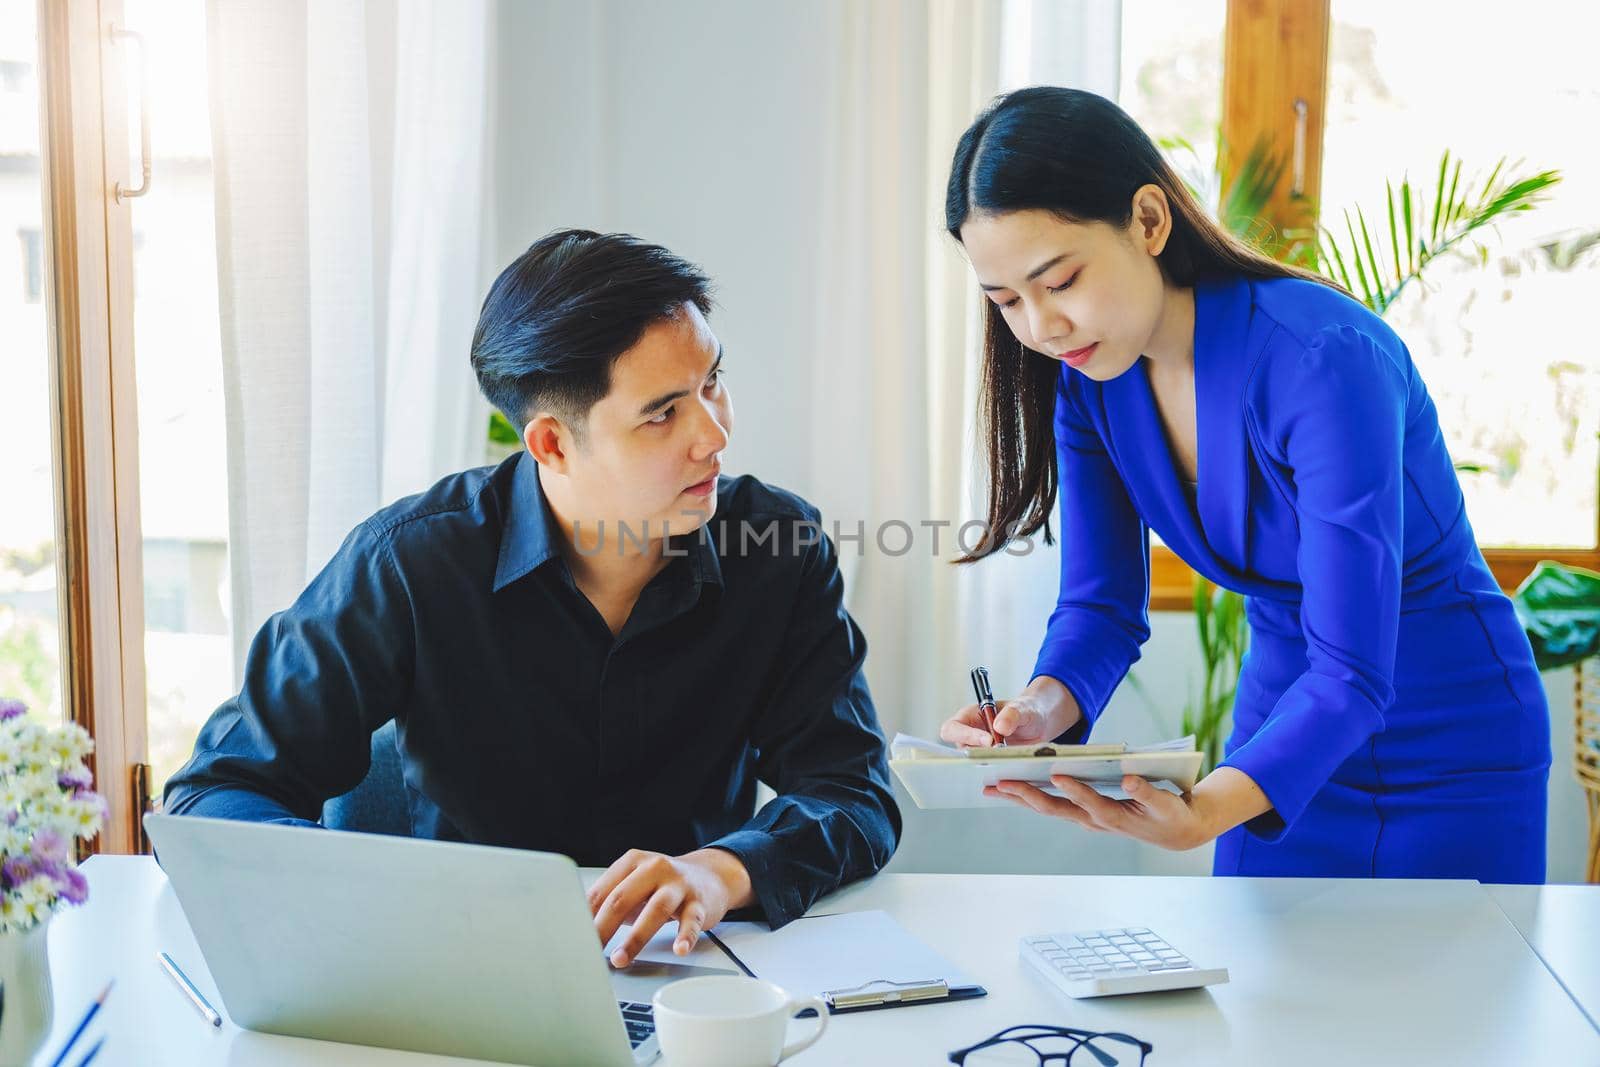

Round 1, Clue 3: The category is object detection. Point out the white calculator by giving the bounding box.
[1020,927,1229,999]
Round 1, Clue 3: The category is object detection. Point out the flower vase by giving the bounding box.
[0,916,53,1067]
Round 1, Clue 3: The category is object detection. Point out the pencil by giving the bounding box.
[47,980,112,1067]
[158,951,223,1027]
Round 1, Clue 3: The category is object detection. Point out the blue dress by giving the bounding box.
[1033,275,1551,883]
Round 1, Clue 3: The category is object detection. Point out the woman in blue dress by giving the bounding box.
[937,87,1550,883]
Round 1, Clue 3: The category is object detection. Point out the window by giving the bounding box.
[1118,0,1226,166]
[0,7,64,723]
[1324,0,1600,551]
[17,226,40,302]
[1139,0,1598,606]
[121,0,234,795]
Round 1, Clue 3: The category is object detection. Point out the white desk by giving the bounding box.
[1487,883,1600,1035]
[39,857,1600,1065]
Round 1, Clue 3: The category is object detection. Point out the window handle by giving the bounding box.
[110,23,151,201]
[1290,97,1308,198]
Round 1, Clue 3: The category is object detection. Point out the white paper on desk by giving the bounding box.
[602,920,744,970]
[708,910,979,1000]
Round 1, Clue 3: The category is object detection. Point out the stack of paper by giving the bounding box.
[888,732,1203,810]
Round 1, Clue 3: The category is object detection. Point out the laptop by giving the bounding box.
[144,813,735,1065]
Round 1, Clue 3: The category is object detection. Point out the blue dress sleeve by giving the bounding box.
[1032,371,1152,741]
[1222,324,1404,839]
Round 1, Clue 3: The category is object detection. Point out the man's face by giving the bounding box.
[558,303,732,540]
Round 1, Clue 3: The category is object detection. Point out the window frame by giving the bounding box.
[37,0,150,854]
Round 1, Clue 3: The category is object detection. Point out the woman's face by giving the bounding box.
[958,187,1174,382]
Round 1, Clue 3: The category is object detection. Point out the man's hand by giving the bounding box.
[588,847,754,967]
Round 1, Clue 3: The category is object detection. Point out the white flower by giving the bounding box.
[0,708,105,925]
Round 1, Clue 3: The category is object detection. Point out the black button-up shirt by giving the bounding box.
[163,453,901,926]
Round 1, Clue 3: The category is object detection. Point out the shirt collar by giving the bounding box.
[493,452,564,593]
[494,454,727,599]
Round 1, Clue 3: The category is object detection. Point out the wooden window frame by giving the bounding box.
[37,0,149,854]
[1147,0,1600,611]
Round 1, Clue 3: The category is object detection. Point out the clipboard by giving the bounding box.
[889,732,1203,810]
[704,910,986,1014]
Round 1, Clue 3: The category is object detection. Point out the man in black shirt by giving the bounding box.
[164,230,900,966]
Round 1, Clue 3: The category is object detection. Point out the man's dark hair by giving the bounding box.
[470,229,714,436]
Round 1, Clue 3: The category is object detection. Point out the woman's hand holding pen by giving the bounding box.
[939,675,1082,749]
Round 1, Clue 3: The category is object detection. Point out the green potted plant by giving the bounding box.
[1510,560,1600,671]
[1511,560,1600,882]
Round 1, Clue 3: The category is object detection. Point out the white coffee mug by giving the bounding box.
[651,974,829,1067]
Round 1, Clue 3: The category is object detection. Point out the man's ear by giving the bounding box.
[524,413,573,473]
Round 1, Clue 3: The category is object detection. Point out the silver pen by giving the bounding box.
[158,951,223,1027]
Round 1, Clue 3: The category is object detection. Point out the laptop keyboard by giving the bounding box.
[618,1001,656,1049]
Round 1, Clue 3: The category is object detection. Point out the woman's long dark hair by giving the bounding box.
[947,86,1340,563]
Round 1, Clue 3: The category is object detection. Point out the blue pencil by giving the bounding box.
[72,1035,105,1067]
[48,980,112,1067]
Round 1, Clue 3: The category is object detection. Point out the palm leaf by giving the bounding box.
[1320,152,1561,314]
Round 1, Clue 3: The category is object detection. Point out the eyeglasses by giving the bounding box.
[948,1024,1154,1066]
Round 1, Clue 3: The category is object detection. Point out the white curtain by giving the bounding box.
[207,0,493,679]
[812,0,1122,737]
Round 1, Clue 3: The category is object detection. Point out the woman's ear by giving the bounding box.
[1130,184,1173,257]
[524,413,571,473]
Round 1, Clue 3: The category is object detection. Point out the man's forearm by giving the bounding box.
[162,781,320,827]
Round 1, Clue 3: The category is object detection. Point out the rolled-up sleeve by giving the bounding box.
[1222,325,1404,839]
[1033,370,1152,742]
[708,516,901,928]
[161,521,414,826]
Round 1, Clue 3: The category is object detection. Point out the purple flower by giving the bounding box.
[58,768,93,793]
[2,854,33,890]
[0,698,24,721]
[57,867,88,905]
[31,828,68,862]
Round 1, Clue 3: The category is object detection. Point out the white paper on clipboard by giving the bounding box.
[889,733,1202,810]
